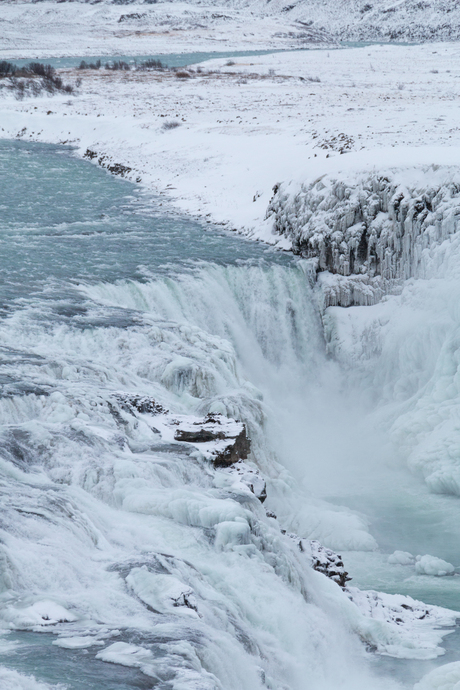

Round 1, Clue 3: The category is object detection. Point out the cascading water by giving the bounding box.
[2,139,460,690]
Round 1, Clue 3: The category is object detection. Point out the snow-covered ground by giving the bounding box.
[2,0,460,45]
[2,38,460,246]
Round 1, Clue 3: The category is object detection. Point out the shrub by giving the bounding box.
[78,60,101,70]
[138,58,166,70]
[105,60,131,71]
[162,120,181,130]
[0,61,74,98]
[0,61,17,77]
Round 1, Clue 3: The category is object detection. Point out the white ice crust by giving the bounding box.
[415,556,455,578]
[415,662,460,690]
[389,551,416,566]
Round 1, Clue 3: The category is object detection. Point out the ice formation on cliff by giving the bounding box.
[267,165,460,306]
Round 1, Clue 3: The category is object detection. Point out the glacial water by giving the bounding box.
[6,43,418,72]
[2,138,460,690]
[8,51,291,71]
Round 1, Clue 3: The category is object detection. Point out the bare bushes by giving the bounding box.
[0,62,16,77]
[137,59,166,70]
[162,120,181,130]
[104,60,131,71]
[0,61,75,100]
[78,60,101,70]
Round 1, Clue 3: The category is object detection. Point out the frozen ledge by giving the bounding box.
[266,150,460,306]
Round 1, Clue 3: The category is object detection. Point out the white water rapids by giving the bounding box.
[2,140,460,690]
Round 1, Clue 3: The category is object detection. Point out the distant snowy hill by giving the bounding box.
[5,0,460,43]
[229,0,460,41]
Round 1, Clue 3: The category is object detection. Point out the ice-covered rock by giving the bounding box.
[388,551,415,566]
[126,567,199,618]
[303,539,351,588]
[1,600,77,629]
[266,166,460,306]
[415,661,460,690]
[415,555,455,577]
[173,413,251,466]
[112,397,251,467]
[216,460,267,503]
[345,586,458,658]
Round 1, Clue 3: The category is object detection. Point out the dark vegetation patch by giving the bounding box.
[162,120,181,130]
[0,61,74,99]
[137,58,166,70]
[105,60,131,71]
[78,59,102,70]
[77,58,168,73]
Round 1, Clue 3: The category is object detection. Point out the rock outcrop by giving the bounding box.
[267,166,460,305]
[172,413,251,467]
[304,539,351,588]
[113,395,251,467]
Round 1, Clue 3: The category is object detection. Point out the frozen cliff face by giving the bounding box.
[267,166,460,306]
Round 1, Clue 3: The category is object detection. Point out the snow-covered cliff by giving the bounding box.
[266,162,460,305]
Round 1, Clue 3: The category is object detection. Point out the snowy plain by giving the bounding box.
[3,3,460,690]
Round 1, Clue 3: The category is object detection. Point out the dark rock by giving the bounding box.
[116,394,167,415]
[173,413,250,467]
[305,540,351,588]
[174,428,225,443]
[213,427,251,467]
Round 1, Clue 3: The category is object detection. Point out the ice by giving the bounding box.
[415,556,455,578]
[3,35,460,684]
[266,163,460,305]
[389,551,416,566]
[214,519,251,551]
[1,601,77,629]
[125,568,199,618]
[96,642,154,671]
[0,667,64,690]
[96,641,225,688]
[415,662,460,690]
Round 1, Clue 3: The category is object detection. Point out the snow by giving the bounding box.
[2,36,460,244]
[2,0,460,50]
